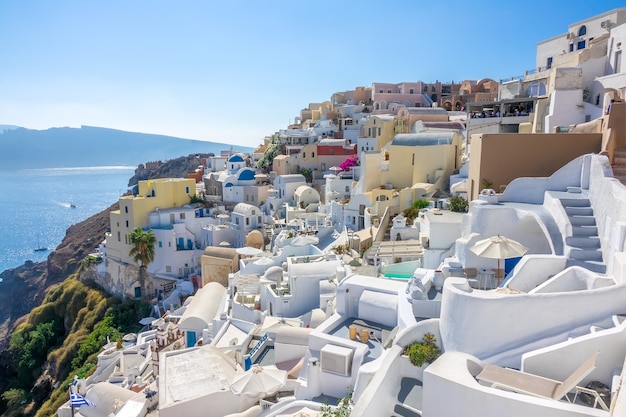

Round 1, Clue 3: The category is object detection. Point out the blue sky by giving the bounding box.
[1,1,623,148]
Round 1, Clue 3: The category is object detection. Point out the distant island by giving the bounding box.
[0,125,254,170]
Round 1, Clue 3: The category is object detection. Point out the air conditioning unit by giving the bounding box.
[566,32,575,40]
[320,344,353,376]
[601,19,611,28]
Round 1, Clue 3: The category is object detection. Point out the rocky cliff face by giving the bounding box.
[0,202,118,350]
[0,153,206,350]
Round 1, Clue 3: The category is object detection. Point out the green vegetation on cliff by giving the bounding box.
[1,278,148,417]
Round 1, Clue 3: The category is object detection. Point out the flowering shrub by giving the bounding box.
[404,333,441,367]
[338,156,358,172]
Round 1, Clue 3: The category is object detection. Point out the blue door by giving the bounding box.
[178,237,184,250]
[186,331,197,347]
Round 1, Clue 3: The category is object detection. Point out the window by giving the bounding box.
[246,218,250,226]
[577,40,586,50]
[578,25,586,37]
[166,266,171,272]
[125,220,129,228]
[117,231,121,241]
[615,50,622,73]
[412,153,415,166]
[409,88,414,94]
[252,209,255,214]
[387,89,391,93]
[569,43,574,52]
[312,152,315,158]
[180,213,185,219]
[379,89,383,93]
[368,127,371,136]
[345,186,349,192]
[258,216,261,223]
[125,206,128,213]
[185,186,190,193]
[235,218,239,225]
[547,57,553,69]
[302,152,306,158]
[378,127,381,136]
[158,241,162,248]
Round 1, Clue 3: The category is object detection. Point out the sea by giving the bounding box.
[0,166,136,275]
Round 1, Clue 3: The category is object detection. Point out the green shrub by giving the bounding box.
[448,196,468,213]
[412,199,430,210]
[320,388,353,417]
[404,333,441,367]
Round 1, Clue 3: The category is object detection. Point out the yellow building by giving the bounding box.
[107,178,196,266]
[361,115,397,150]
[381,131,463,202]
[395,106,449,133]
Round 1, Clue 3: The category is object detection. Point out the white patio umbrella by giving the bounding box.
[287,218,304,227]
[230,365,287,398]
[236,246,264,256]
[469,234,528,285]
[277,406,321,417]
[139,317,155,326]
[253,257,275,266]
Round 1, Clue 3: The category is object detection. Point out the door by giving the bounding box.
[186,331,197,348]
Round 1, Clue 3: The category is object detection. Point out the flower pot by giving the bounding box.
[433,270,444,291]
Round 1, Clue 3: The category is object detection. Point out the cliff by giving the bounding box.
[0,203,117,351]
[0,153,204,415]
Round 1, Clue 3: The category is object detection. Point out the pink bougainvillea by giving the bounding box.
[339,155,358,172]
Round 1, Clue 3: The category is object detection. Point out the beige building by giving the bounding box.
[361,115,397,150]
[395,106,450,134]
[272,154,299,176]
[380,130,464,196]
[468,99,626,200]
[468,133,602,201]
[200,247,239,287]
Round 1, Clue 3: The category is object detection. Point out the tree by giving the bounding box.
[129,228,156,299]
[300,168,313,183]
[448,196,468,213]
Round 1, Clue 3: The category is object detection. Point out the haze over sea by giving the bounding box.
[0,166,136,274]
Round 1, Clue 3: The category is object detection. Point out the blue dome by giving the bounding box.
[225,182,233,187]
[228,154,244,162]
[237,169,255,181]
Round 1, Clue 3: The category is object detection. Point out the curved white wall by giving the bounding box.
[439,278,626,365]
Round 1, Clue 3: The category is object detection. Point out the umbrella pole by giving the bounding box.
[497,259,501,286]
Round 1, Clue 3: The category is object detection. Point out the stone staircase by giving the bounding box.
[561,197,606,273]
[613,148,626,185]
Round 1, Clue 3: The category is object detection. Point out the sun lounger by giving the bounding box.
[476,352,608,410]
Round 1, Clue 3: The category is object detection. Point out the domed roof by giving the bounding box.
[237,168,255,181]
[228,153,245,163]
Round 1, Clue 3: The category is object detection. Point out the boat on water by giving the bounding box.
[70,198,76,208]
[34,235,48,252]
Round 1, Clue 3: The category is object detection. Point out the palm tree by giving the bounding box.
[129,227,156,299]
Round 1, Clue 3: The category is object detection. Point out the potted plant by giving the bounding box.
[404,333,441,367]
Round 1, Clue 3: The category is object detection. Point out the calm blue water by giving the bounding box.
[0,166,136,274]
